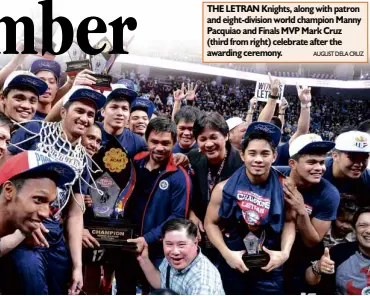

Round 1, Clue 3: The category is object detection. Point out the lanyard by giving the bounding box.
[207,150,228,197]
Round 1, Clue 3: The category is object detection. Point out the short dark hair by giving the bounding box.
[0,112,13,131]
[174,106,201,125]
[162,218,198,241]
[290,148,329,161]
[241,132,276,153]
[352,207,370,228]
[145,116,177,143]
[193,112,229,139]
[2,85,39,98]
[270,116,282,130]
[0,170,60,195]
[358,120,370,134]
[104,95,132,108]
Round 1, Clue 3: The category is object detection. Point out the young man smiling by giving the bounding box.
[323,131,370,210]
[204,121,296,295]
[275,134,340,294]
[129,97,154,138]
[2,85,106,295]
[0,70,48,122]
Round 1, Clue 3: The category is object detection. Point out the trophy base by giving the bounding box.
[85,219,137,249]
[242,252,270,268]
[91,74,112,91]
[66,60,91,77]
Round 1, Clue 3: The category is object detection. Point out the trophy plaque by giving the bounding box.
[86,136,137,248]
[90,37,117,91]
[242,231,269,268]
[66,30,91,77]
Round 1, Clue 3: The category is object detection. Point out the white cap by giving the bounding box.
[289,133,335,157]
[335,131,370,153]
[3,70,48,96]
[226,117,244,131]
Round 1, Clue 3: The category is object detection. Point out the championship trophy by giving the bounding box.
[86,136,137,248]
[90,37,117,92]
[242,230,269,268]
[65,29,91,77]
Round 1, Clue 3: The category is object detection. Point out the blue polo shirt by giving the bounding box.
[96,122,147,158]
[324,157,370,208]
[172,141,198,155]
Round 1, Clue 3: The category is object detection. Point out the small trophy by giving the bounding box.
[90,37,117,92]
[242,231,269,268]
[33,16,57,60]
[66,29,91,77]
[86,136,137,248]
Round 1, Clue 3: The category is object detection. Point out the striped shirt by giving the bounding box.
[159,249,225,295]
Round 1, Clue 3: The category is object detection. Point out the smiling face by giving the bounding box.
[2,88,38,122]
[355,212,370,252]
[147,131,174,165]
[243,139,276,182]
[61,100,96,142]
[129,109,149,136]
[333,151,369,179]
[81,124,102,156]
[290,154,326,184]
[4,178,57,234]
[163,228,198,270]
[177,120,195,149]
[197,127,227,164]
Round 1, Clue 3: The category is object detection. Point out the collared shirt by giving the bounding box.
[159,249,225,295]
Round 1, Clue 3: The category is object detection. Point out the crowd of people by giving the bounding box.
[0,50,369,296]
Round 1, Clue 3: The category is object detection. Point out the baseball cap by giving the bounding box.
[3,70,48,96]
[226,117,244,131]
[289,134,335,157]
[130,97,155,119]
[0,151,76,188]
[30,59,61,81]
[107,78,138,102]
[335,131,370,153]
[244,121,281,147]
[63,85,106,110]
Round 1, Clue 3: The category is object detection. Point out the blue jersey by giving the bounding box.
[276,166,340,221]
[324,157,370,209]
[96,122,147,159]
[273,142,290,166]
[219,166,285,252]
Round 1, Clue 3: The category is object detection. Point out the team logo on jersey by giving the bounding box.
[159,180,169,190]
[354,136,368,149]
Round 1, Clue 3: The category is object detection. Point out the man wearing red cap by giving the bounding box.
[1,85,106,295]
[0,150,75,237]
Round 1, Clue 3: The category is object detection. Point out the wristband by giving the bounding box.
[269,94,279,99]
[301,102,311,108]
[311,260,321,276]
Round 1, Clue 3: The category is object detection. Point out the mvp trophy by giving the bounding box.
[66,29,91,77]
[90,37,118,92]
[242,230,269,268]
[86,137,137,248]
